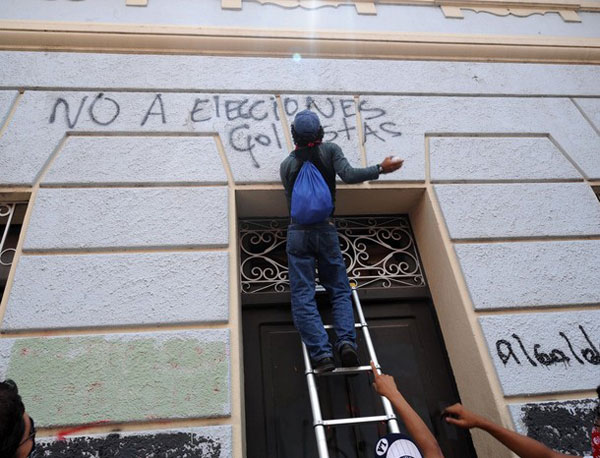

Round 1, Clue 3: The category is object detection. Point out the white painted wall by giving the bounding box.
[0,51,598,457]
[2,52,599,95]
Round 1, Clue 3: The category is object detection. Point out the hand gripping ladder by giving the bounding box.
[301,286,400,458]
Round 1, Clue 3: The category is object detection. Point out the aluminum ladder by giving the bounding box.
[301,286,400,458]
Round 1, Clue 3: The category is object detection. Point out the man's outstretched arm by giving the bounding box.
[371,361,444,458]
[443,404,578,458]
[330,144,403,183]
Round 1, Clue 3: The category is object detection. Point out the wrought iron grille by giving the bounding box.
[1,202,27,300]
[239,216,426,294]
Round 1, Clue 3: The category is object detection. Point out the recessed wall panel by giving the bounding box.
[456,241,600,310]
[0,330,231,427]
[43,136,227,185]
[435,183,600,240]
[479,311,600,395]
[430,137,581,181]
[2,251,229,330]
[24,187,229,250]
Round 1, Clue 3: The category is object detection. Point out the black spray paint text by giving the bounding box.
[495,325,600,368]
[282,96,402,144]
[48,93,402,168]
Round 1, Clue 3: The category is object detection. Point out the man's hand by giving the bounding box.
[443,404,575,458]
[370,361,400,399]
[443,403,483,429]
[371,361,445,458]
[380,156,403,174]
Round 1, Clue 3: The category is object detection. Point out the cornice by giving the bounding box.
[0,20,599,64]
[221,0,600,21]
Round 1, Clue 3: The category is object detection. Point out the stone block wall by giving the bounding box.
[0,67,237,455]
[431,105,600,454]
[0,52,598,457]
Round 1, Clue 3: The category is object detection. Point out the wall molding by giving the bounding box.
[1,20,600,64]
[218,0,600,21]
[220,0,600,22]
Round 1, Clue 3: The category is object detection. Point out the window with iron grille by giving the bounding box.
[1,202,28,302]
[239,215,426,295]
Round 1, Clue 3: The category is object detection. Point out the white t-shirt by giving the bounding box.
[375,433,423,458]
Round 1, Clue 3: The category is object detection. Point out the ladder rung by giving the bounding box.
[321,415,392,427]
[323,323,364,330]
[316,366,372,376]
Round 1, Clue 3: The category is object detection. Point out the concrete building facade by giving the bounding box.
[0,1,599,457]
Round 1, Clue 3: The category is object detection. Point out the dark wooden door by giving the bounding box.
[243,295,476,458]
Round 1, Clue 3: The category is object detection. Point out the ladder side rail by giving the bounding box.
[351,288,401,434]
[302,342,330,458]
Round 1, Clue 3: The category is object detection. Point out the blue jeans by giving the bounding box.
[286,220,356,362]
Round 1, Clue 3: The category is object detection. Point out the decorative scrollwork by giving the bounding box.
[239,219,290,293]
[1,203,24,272]
[0,204,15,218]
[239,216,426,294]
[0,248,16,267]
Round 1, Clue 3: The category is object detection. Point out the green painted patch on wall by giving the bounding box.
[4,331,230,427]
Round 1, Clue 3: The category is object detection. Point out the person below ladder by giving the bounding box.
[280,109,404,372]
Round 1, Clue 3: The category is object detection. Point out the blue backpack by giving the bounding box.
[291,158,333,225]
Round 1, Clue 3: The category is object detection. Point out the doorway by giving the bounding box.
[240,215,476,457]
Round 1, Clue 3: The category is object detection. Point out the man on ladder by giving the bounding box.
[280,108,403,372]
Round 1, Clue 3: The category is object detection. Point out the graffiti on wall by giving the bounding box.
[34,430,225,458]
[190,95,283,168]
[480,312,599,395]
[47,93,402,170]
[511,399,597,456]
[281,96,402,144]
[495,324,600,368]
[48,93,283,169]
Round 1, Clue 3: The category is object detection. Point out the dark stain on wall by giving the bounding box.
[32,431,223,458]
[520,399,595,456]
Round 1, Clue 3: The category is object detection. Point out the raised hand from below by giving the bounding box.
[442,403,483,429]
[370,361,444,458]
[443,403,577,458]
[370,360,400,399]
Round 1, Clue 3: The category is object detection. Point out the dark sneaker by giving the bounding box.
[314,357,336,373]
[339,344,360,367]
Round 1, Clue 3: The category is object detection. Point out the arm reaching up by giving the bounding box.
[443,404,578,458]
[371,361,444,458]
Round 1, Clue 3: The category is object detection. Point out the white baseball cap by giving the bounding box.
[374,433,423,458]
